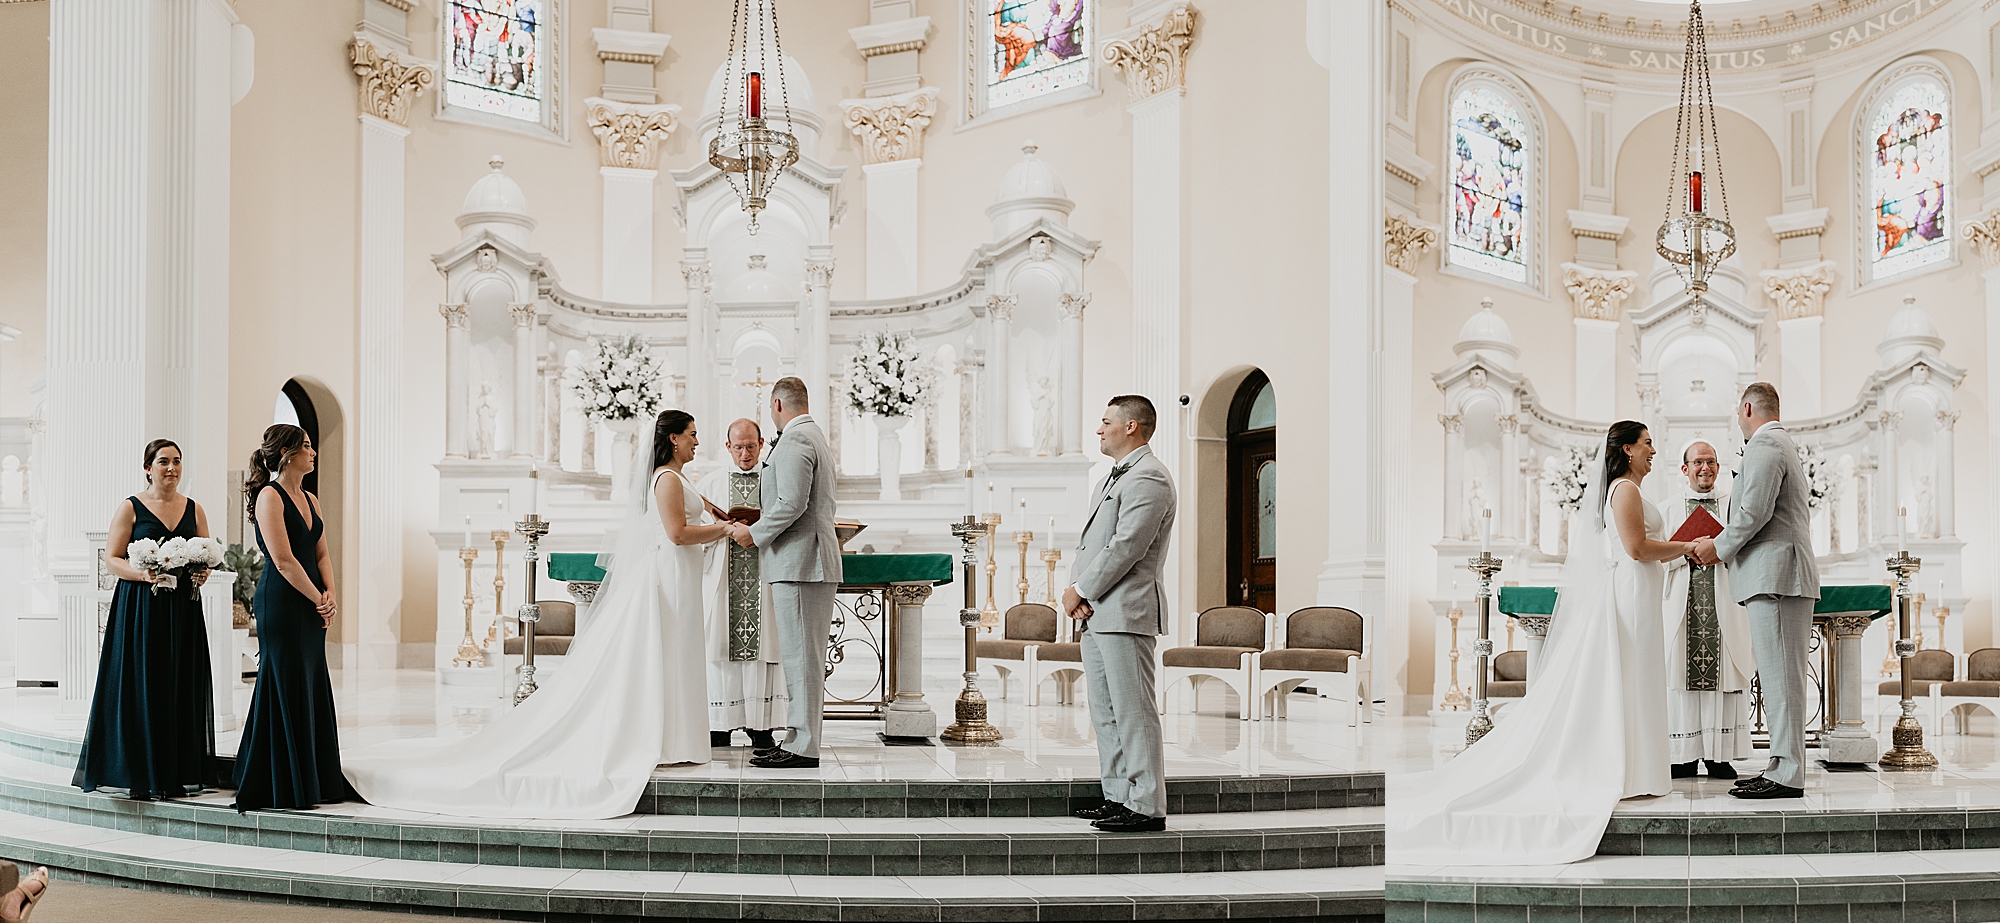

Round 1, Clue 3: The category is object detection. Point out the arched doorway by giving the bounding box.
[1226,371,1276,612]
[275,379,321,495]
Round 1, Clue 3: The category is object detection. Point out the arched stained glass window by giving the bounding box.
[1448,84,1530,284]
[1866,78,1950,280]
[969,0,1095,123]
[441,0,565,140]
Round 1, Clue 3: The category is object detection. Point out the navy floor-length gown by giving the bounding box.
[73,496,218,798]
[232,484,352,811]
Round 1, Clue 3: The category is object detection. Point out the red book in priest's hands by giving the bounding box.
[1670,504,1724,543]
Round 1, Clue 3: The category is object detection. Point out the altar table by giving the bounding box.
[1497,584,1892,763]
[546,552,954,740]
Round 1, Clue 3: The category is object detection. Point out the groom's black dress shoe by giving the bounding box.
[752,745,785,760]
[1704,760,1738,780]
[1091,808,1166,833]
[747,729,778,750]
[1731,779,1804,800]
[1730,774,1766,792]
[750,751,819,769]
[1670,761,1699,779]
[1072,800,1127,821]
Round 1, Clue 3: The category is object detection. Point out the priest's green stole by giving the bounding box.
[1684,497,1721,691]
[727,470,762,662]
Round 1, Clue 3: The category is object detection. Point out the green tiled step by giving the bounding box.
[1599,808,2000,856]
[0,723,79,769]
[0,808,1386,923]
[0,777,1380,876]
[1387,856,2000,922]
[639,771,1384,817]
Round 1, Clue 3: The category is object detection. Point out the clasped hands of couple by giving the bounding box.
[1684,536,1721,567]
[704,501,757,549]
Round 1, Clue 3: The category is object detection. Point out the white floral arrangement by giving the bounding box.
[127,536,226,595]
[844,330,932,418]
[1552,445,1598,514]
[571,335,668,423]
[1797,444,1831,510]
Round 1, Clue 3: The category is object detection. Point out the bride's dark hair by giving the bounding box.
[1601,420,1650,488]
[650,410,696,469]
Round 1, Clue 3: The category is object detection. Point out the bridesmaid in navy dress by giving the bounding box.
[232,424,352,811]
[73,439,218,799]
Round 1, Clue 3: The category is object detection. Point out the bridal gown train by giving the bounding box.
[1390,477,1670,866]
[344,468,715,819]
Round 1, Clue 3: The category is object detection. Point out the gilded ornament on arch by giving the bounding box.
[585,99,679,171]
[1102,5,1196,103]
[1384,211,1440,274]
[349,38,434,126]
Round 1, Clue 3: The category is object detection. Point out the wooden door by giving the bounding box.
[1227,372,1277,612]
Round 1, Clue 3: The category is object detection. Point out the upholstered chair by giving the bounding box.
[1937,647,2000,735]
[1158,606,1268,720]
[977,603,1059,700]
[505,599,576,656]
[1253,607,1371,726]
[1876,647,1953,733]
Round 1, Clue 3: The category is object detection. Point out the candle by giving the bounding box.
[1450,580,1459,612]
[1481,508,1493,554]
[746,72,762,119]
[1688,172,1704,213]
[530,465,540,515]
[1047,517,1055,551]
[1899,506,1909,552]
[986,482,994,516]
[964,467,976,518]
[463,515,473,549]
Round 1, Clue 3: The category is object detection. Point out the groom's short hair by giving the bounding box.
[772,376,810,411]
[1107,394,1157,437]
[1741,382,1781,419]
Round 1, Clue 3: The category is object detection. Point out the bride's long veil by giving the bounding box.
[574,417,659,648]
[1544,454,1612,657]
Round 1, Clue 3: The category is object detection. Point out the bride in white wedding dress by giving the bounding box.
[344,410,748,819]
[1391,421,1698,866]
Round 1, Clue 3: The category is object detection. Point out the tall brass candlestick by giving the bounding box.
[1912,593,1926,650]
[943,515,1002,742]
[1041,547,1062,607]
[512,514,550,705]
[1881,548,1937,769]
[1937,601,1950,653]
[1464,552,1504,747]
[483,530,510,650]
[1442,606,1468,711]
[452,547,482,667]
[1013,530,1034,607]
[980,512,1002,631]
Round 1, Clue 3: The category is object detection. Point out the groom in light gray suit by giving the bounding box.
[1692,382,1820,799]
[1062,395,1176,833]
[745,377,842,769]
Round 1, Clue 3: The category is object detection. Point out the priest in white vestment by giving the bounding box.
[696,418,791,749]
[1662,439,1757,778]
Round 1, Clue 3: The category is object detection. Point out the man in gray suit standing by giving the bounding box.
[1061,395,1176,833]
[745,377,842,769]
[1692,382,1820,799]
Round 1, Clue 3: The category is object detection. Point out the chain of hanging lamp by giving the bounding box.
[708,0,798,236]
[1656,0,1736,294]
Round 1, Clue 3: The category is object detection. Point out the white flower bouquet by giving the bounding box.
[844,330,932,418]
[571,335,668,423]
[1552,445,1598,515]
[127,536,226,595]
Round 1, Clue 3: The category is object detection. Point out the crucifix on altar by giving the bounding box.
[740,365,775,432]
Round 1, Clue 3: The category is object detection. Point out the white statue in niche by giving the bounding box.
[474,382,499,459]
[1915,473,1937,539]
[1465,477,1488,542]
[1031,371,1057,457]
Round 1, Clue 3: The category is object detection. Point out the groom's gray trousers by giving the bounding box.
[1081,625,1167,818]
[769,580,836,759]
[1748,594,1814,788]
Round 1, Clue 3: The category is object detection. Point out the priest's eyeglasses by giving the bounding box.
[1685,458,1721,469]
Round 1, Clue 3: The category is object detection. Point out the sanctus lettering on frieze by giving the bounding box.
[1426,0,1956,73]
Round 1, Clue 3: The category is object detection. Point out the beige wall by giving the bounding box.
[0,2,47,420]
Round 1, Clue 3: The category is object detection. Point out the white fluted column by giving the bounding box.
[805,259,835,422]
[1440,414,1465,540]
[601,168,657,301]
[1878,411,1902,543]
[681,259,713,452]
[357,112,410,668]
[1497,414,1519,538]
[441,304,469,456]
[510,304,537,457]
[1763,261,1834,418]
[985,296,1015,456]
[1059,294,1088,455]
[1936,411,1958,537]
[841,88,939,299]
[959,357,982,462]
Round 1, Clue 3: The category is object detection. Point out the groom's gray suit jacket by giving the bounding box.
[1074,445,1176,633]
[749,416,842,584]
[1712,422,1820,602]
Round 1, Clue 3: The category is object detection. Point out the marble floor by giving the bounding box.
[4,666,1381,786]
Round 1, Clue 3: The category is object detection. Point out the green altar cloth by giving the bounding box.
[545,551,954,586]
[1497,584,1892,618]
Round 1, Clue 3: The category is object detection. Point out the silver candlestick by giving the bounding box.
[1464,550,1505,747]
[512,513,550,705]
[942,514,1002,743]
[1880,547,1937,770]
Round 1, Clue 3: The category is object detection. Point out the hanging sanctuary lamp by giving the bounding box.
[1656,0,1736,294]
[708,0,799,236]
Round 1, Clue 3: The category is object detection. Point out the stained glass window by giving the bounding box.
[1448,85,1529,283]
[1868,80,1950,279]
[986,0,1091,110]
[446,0,544,123]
